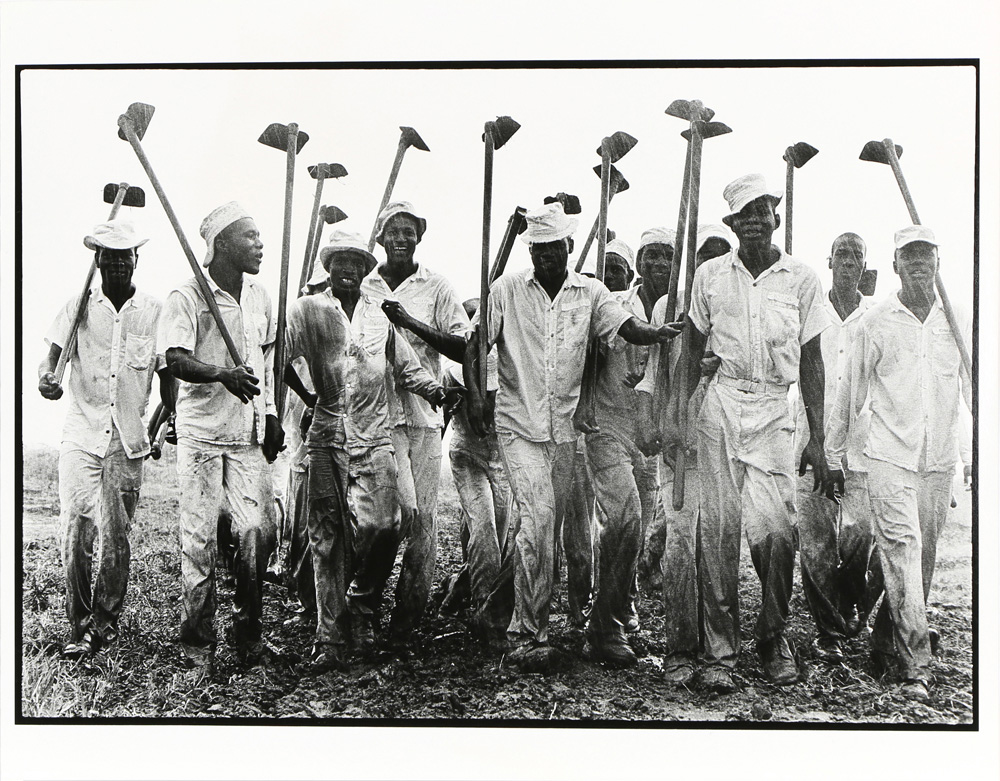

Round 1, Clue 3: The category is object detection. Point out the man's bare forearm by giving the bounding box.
[398,316,467,364]
[38,343,61,379]
[283,364,314,406]
[165,347,227,384]
[799,336,826,443]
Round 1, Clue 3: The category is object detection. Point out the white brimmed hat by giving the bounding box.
[374,201,427,246]
[638,227,676,252]
[319,229,378,275]
[894,225,939,249]
[722,174,783,217]
[200,201,251,267]
[605,238,635,271]
[83,218,148,251]
[519,202,578,244]
[697,224,732,253]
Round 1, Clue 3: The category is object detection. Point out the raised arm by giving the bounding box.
[382,300,467,364]
[165,347,260,404]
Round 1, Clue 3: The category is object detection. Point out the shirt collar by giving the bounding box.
[527,267,587,290]
[92,285,139,309]
[728,246,792,275]
[823,288,871,324]
[888,289,945,319]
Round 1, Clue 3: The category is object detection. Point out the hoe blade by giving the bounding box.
[783,141,819,168]
[258,123,309,153]
[543,192,582,215]
[681,120,732,141]
[103,183,145,208]
[597,131,638,162]
[117,102,155,142]
[489,116,521,149]
[309,162,349,180]
[665,99,715,123]
[592,164,630,198]
[320,205,349,224]
[859,140,903,164]
[401,126,430,152]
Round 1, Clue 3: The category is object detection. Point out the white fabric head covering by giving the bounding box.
[200,201,251,267]
[722,174,783,217]
[520,202,578,244]
[638,227,676,252]
[374,201,427,246]
[605,238,635,271]
[83,218,148,251]
[894,225,939,249]
[697,223,732,253]
[319,229,378,274]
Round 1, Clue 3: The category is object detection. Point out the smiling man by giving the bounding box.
[159,202,283,683]
[677,175,830,692]
[38,219,169,659]
[825,226,972,703]
[359,202,470,644]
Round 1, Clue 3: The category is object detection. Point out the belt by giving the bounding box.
[714,374,789,396]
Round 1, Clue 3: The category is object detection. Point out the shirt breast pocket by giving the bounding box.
[125,332,154,371]
[764,292,800,345]
[560,300,591,350]
[408,295,435,324]
[930,327,960,377]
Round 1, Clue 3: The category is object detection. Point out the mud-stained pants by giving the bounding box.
[58,426,143,642]
[498,432,576,646]
[284,463,315,612]
[659,461,701,660]
[307,445,352,648]
[177,440,276,663]
[797,468,874,639]
[697,383,797,669]
[554,439,595,625]
[388,425,442,636]
[866,459,951,683]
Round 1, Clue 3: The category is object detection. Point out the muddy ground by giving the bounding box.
[19,445,974,724]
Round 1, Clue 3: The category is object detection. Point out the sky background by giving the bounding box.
[18,64,977,447]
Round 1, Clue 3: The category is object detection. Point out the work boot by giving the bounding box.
[308,643,348,675]
[759,635,800,685]
[662,654,697,685]
[586,636,638,669]
[63,628,101,660]
[699,666,738,694]
[507,642,567,674]
[901,679,930,703]
[811,635,845,663]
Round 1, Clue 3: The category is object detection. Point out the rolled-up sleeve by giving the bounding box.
[45,297,77,349]
[589,280,631,341]
[798,270,830,345]
[688,266,710,335]
[158,289,198,354]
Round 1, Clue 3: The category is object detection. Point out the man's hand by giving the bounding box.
[263,413,285,463]
[653,320,685,343]
[220,365,261,404]
[573,406,599,435]
[299,406,314,440]
[465,390,491,438]
[381,300,413,329]
[636,427,662,457]
[700,350,722,377]
[622,369,644,389]
[38,372,63,400]
[824,467,845,503]
[798,436,829,493]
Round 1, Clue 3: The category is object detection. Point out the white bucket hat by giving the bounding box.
[722,174,783,217]
[894,225,939,249]
[519,202,578,244]
[200,201,252,267]
[319,229,378,275]
[638,227,677,253]
[374,201,427,246]
[605,238,635,271]
[83,218,148,251]
[697,223,732,253]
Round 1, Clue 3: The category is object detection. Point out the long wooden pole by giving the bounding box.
[784,158,795,254]
[298,174,325,294]
[368,134,408,252]
[273,123,299,423]
[479,124,495,396]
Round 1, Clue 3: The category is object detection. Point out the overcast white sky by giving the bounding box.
[18,63,977,446]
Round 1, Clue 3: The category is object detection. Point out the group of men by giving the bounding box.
[38,170,971,704]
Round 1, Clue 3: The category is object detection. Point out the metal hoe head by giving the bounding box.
[859,140,903,165]
[400,126,430,152]
[484,116,521,149]
[783,142,819,168]
[320,205,348,224]
[665,99,715,123]
[681,120,732,142]
[596,131,638,162]
[592,164,630,198]
[258,123,309,153]
[543,192,582,215]
[117,102,155,142]
[309,163,349,180]
[103,183,145,208]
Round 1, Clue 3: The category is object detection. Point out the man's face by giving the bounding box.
[96,247,137,292]
[603,254,631,292]
[829,236,866,292]
[530,238,570,285]
[725,197,779,248]
[697,237,732,266]
[218,217,263,275]
[638,243,673,297]
[326,252,365,296]
[894,242,938,289]
[382,214,421,265]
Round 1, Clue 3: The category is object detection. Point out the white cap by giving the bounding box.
[722,174,783,217]
[520,202,578,244]
[638,227,676,252]
[894,225,939,249]
[605,238,635,271]
[200,201,251,267]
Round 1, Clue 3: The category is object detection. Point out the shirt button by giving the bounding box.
[111,374,116,378]
[106,429,110,434]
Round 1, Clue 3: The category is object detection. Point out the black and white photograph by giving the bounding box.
[2,3,998,781]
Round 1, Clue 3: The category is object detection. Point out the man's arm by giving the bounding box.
[38,343,64,399]
[798,335,828,492]
[617,315,684,346]
[165,346,260,404]
[388,326,458,408]
[283,364,316,408]
[157,366,177,412]
[382,300,467,364]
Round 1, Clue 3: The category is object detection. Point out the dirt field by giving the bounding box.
[19,445,974,724]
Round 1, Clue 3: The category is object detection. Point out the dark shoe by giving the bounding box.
[587,638,638,669]
[308,643,348,675]
[662,655,697,685]
[811,635,845,663]
[700,666,738,694]
[507,643,566,674]
[901,679,930,703]
[759,636,800,685]
[63,629,100,659]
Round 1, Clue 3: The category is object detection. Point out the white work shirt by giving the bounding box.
[46,285,164,459]
[826,292,972,474]
[593,285,650,440]
[159,275,276,446]
[359,262,470,429]
[479,268,631,444]
[689,248,829,387]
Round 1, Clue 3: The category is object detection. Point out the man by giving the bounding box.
[360,202,470,643]
[636,223,732,685]
[464,202,683,672]
[825,226,971,703]
[676,175,830,692]
[160,202,284,682]
[795,233,876,663]
[285,230,459,671]
[39,218,169,658]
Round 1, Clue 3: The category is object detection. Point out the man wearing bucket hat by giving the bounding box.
[284,230,460,670]
[672,175,830,692]
[38,218,169,658]
[360,201,471,643]
[463,202,683,672]
[160,202,283,680]
[825,226,971,703]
